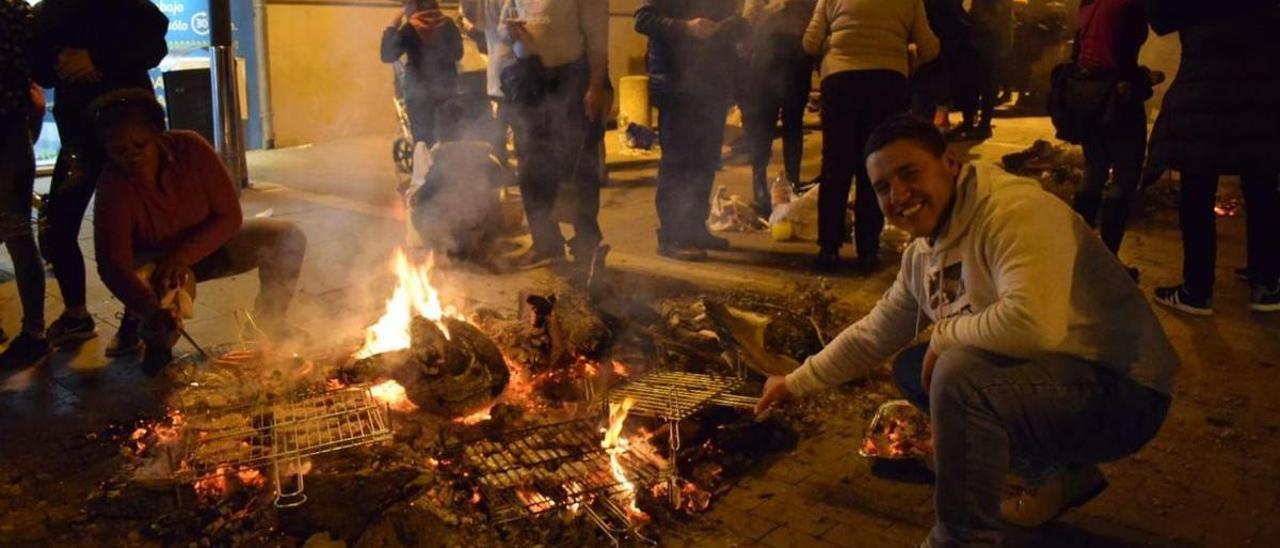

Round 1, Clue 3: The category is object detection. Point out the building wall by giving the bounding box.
[264,0,652,147]
[264,2,403,147]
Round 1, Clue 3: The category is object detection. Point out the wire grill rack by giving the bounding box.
[606,370,752,421]
[179,385,393,506]
[456,418,661,524]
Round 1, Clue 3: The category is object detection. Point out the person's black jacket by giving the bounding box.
[29,0,167,134]
[635,0,748,101]
[1146,2,1280,175]
[924,0,973,50]
[381,18,463,103]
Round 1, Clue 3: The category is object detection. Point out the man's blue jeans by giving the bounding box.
[892,344,1170,547]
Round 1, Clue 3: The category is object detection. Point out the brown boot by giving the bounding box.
[1001,465,1109,527]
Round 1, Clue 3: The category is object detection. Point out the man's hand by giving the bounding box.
[922,346,940,393]
[584,86,609,122]
[684,17,718,40]
[56,48,100,83]
[755,375,792,415]
[150,261,192,294]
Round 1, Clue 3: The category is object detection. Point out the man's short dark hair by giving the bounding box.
[864,114,947,159]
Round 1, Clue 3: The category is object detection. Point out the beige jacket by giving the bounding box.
[803,0,940,78]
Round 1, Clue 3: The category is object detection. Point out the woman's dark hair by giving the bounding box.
[83,88,167,164]
[864,114,948,159]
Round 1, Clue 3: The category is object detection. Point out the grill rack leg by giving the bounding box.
[273,456,308,508]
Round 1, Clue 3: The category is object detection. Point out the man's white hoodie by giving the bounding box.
[786,163,1179,397]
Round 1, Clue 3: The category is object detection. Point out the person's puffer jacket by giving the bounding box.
[29,0,168,132]
[635,0,748,101]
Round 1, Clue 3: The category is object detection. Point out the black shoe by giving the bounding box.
[106,315,143,357]
[658,242,708,262]
[855,254,881,274]
[142,345,175,377]
[970,125,993,140]
[1154,285,1213,317]
[687,231,731,251]
[0,332,52,370]
[47,314,97,347]
[1251,282,1280,313]
[814,248,840,273]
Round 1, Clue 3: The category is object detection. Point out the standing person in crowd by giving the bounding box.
[28,0,168,348]
[741,0,816,219]
[636,0,749,262]
[757,115,1177,547]
[382,0,464,151]
[805,0,939,272]
[90,90,307,375]
[0,0,50,368]
[1150,2,1280,315]
[1070,0,1150,267]
[501,0,610,270]
[911,0,971,129]
[947,0,1012,141]
[460,0,516,167]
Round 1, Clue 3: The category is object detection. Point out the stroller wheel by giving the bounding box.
[393,138,414,175]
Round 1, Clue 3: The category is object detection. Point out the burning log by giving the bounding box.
[704,300,823,376]
[384,316,510,419]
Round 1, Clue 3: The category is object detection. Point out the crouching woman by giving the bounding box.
[89,89,307,374]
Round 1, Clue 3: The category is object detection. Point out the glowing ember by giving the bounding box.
[452,406,494,425]
[356,249,459,359]
[236,469,266,487]
[611,360,630,377]
[370,379,419,412]
[602,397,648,522]
[325,378,347,391]
[516,487,555,513]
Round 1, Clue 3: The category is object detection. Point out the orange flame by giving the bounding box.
[602,397,648,522]
[356,249,459,359]
[370,379,419,412]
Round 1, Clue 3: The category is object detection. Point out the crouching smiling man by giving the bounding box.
[755,115,1178,547]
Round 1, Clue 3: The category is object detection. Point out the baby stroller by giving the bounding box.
[391,60,416,184]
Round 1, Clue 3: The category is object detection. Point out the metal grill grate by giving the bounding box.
[181,386,393,480]
[456,419,661,524]
[606,371,748,421]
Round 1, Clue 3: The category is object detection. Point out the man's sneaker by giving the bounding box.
[106,316,144,357]
[0,333,52,370]
[1002,465,1109,527]
[658,242,707,262]
[1251,283,1280,313]
[1154,285,1213,316]
[141,345,175,377]
[687,231,731,251]
[47,314,97,346]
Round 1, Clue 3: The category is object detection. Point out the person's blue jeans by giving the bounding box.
[892,344,1170,547]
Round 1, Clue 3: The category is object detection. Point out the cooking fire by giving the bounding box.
[89,247,816,546]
